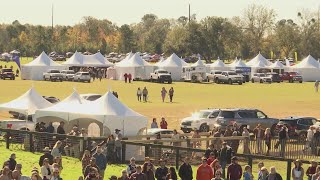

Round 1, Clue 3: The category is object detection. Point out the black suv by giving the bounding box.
[0,68,15,80]
[275,117,317,141]
[267,73,281,83]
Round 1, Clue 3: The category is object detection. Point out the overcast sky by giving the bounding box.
[1,0,319,26]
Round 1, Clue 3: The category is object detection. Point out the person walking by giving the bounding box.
[160,117,168,129]
[93,146,107,179]
[142,87,148,102]
[178,157,193,180]
[151,118,158,128]
[124,73,128,83]
[115,129,123,163]
[226,157,242,180]
[137,88,142,102]
[253,124,264,154]
[292,159,304,180]
[128,73,132,83]
[168,87,174,103]
[196,157,213,180]
[161,87,167,102]
[264,128,272,156]
[155,159,168,180]
[51,141,62,159]
[315,80,319,92]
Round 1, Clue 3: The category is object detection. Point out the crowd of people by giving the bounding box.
[136,87,174,103]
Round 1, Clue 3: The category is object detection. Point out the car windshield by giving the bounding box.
[67,71,74,74]
[228,72,237,75]
[259,74,266,77]
[51,70,60,73]
[193,111,211,118]
[2,69,12,72]
[157,71,168,74]
[214,71,222,74]
[290,72,299,75]
[82,72,89,75]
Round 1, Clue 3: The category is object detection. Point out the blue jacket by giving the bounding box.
[93,153,107,170]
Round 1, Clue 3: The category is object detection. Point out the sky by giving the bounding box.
[0,0,319,26]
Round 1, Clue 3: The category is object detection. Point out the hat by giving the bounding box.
[231,156,238,161]
[40,122,45,125]
[130,157,136,161]
[109,175,117,180]
[43,147,51,152]
[115,129,121,132]
[31,167,39,174]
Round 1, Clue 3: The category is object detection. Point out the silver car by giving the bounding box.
[73,72,91,83]
[251,73,272,83]
[61,70,75,81]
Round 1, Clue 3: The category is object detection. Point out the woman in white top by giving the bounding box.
[292,159,304,180]
[51,141,62,158]
[171,129,180,146]
[41,158,53,180]
[137,88,142,102]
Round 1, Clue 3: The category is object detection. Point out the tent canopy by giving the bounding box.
[293,55,319,69]
[228,59,248,68]
[210,58,225,67]
[116,53,151,67]
[24,52,62,67]
[269,60,285,69]
[191,59,206,67]
[0,87,52,114]
[158,53,188,67]
[246,53,271,66]
[63,52,113,67]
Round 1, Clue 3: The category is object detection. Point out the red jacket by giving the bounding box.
[160,121,168,129]
[196,164,213,180]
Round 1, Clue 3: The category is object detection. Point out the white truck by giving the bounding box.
[43,69,64,82]
[206,70,223,83]
[215,71,243,85]
[0,114,35,131]
[150,69,172,84]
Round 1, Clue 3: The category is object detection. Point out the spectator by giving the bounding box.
[315,80,319,93]
[128,73,132,83]
[39,147,54,167]
[6,153,16,171]
[51,168,62,180]
[292,159,304,180]
[129,165,146,180]
[210,159,222,176]
[171,129,180,146]
[118,169,130,180]
[12,164,22,180]
[142,157,155,173]
[264,128,272,156]
[142,162,154,180]
[115,129,123,163]
[52,162,62,173]
[56,122,65,140]
[207,152,216,166]
[213,129,223,150]
[212,170,223,180]
[82,150,92,175]
[30,168,42,180]
[64,126,81,158]
[84,158,100,178]
[306,160,317,180]
[47,122,54,134]
[166,167,177,180]
[218,142,233,178]
[259,167,269,180]
[85,167,100,180]
[151,118,158,128]
[106,135,116,163]
[137,88,142,102]
[196,157,213,180]
[224,126,233,137]
[178,157,193,180]
[278,126,288,157]
[0,167,11,180]
[40,158,53,180]
[93,146,107,179]
[53,157,63,172]
[304,126,315,153]
[253,124,265,154]
[242,127,251,154]
[155,159,168,180]
[123,73,128,83]
[160,117,168,129]
[311,166,320,180]
[127,157,137,177]
[142,87,148,102]
[110,175,117,180]
[257,162,265,180]
[243,165,253,180]
[230,130,240,153]
[226,157,242,180]
[192,130,201,148]
[51,141,62,159]
[266,166,282,180]
[161,87,167,102]
[168,87,174,103]
[205,144,218,159]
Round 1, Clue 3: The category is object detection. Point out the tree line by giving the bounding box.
[0,4,320,62]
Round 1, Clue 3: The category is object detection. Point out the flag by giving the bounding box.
[294,52,298,62]
[12,55,21,69]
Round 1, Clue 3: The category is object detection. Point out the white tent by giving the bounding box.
[291,55,320,81]
[115,53,154,80]
[191,59,206,67]
[268,60,286,74]
[228,58,248,68]
[157,53,188,81]
[63,52,113,67]
[69,91,148,137]
[0,87,52,115]
[209,58,229,71]
[246,53,272,67]
[155,57,165,66]
[21,52,66,80]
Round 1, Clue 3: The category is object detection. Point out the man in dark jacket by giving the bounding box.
[47,122,54,133]
[219,142,233,178]
[130,165,147,180]
[205,144,218,159]
[278,126,288,157]
[57,121,66,141]
[39,147,54,166]
[155,159,168,180]
[227,156,242,180]
[178,157,193,180]
[6,153,16,171]
[93,146,107,179]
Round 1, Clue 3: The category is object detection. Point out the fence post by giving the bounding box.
[175,148,180,170]
[186,139,191,148]
[5,131,10,149]
[122,142,126,164]
[145,145,150,157]
[248,155,253,168]
[287,160,292,180]
[29,133,33,152]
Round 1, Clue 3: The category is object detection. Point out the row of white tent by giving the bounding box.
[0,87,147,137]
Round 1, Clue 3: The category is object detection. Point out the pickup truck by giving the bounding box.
[216,71,243,85]
[150,69,172,83]
[0,68,15,80]
[206,70,222,83]
[281,72,303,83]
[0,114,35,131]
[43,69,64,82]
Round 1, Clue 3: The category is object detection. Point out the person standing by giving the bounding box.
[127,157,137,177]
[40,158,53,180]
[226,157,242,180]
[155,160,168,180]
[306,160,317,180]
[142,162,155,180]
[118,169,130,180]
[266,166,282,180]
[151,118,158,128]
[124,73,128,83]
[264,128,272,156]
[81,150,91,175]
[56,121,66,141]
[142,87,148,102]
[292,160,304,180]
[311,166,320,180]
[6,153,17,171]
[315,80,319,92]
[51,141,62,160]
[128,73,132,83]
[243,165,253,180]
[218,142,233,178]
[168,87,174,103]
[178,157,193,180]
[115,129,123,163]
[253,124,264,154]
[166,167,177,180]
[39,147,54,166]
[160,117,168,129]
[242,127,251,154]
[196,157,213,180]
[161,87,167,102]
[279,126,288,157]
[303,126,314,153]
[129,166,146,180]
[84,158,100,178]
[137,88,142,102]
[93,146,107,179]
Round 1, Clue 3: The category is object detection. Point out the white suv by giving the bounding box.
[73,72,91,83]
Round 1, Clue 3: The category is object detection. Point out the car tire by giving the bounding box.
[50,77,53,82]
[228,79,232,85]
[216,79,220,84]
[260,79,263,83]
[251,79,254,83]
[168,80,172,84]
[199,124,209,132]
[289,79,293,83]
[299,81,302,83]
[182,129,191,133]
[207,77,210,82]
[239,82,242,85]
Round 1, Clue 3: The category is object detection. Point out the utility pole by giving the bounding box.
[51,4,54,38]
[318,5,320,33]
[188,3,191,22]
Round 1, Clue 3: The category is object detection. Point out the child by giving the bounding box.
[243,165,254,180]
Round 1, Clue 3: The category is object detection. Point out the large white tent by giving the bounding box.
[21,52,66,80]
[291,55,320,81]
[228,58,248,68]
[246,53,272,67]
[0,87,52,115]
[209,58,229,71]
[63,52,113,67]
[268,60,287,74]
[115,53,154,80]
[157,53,188,81]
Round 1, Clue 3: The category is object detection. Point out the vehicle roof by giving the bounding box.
[143,128,173,134]
[62,70,74,72]
[155,69,168,72]
[80,94,101,97]
[203,108,259,112]
[280,116,317,120]
[2,68,12,70]
[77,71,89,73]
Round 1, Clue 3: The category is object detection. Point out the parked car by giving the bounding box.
[80,94,102,101]
[206,70,223,83]
[73,72,91,82]
[180,108,279,134]
[150,69,172,83]
[42,96,60,104]
[275,117,317,141]
[251,73,272,83]
[0,114,35,131]
[215,71,243,85]
[61,70,75,81]
[281,72,303,83]
[0,68,15,80]
[267,73,282,83]
[43,69,63,82]
[56,55,66,61]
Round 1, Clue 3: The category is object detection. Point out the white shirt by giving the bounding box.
[307,129,314,141]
